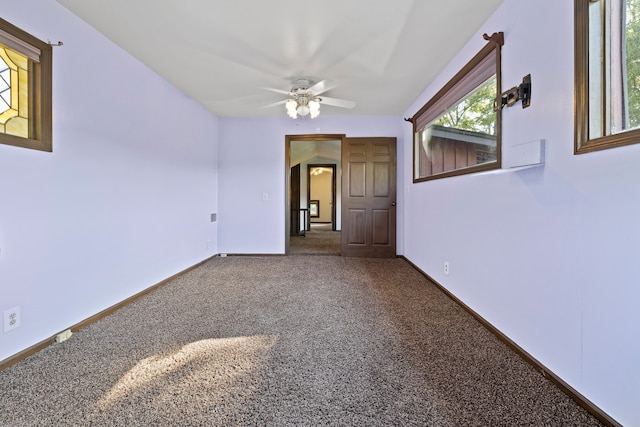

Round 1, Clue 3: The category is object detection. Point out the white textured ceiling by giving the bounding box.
[56,0,504,118]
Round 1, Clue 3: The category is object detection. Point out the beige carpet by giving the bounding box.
[0,256,604,426]
[290,224,341,255]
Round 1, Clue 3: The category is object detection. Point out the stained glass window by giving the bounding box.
[0,56,10,113]
[0,17,52,152]
[0,43,29,139]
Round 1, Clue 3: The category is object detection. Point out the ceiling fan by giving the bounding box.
[261,78,356,119]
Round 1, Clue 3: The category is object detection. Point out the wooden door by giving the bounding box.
[290,163,301,235]
[341,137,396,257]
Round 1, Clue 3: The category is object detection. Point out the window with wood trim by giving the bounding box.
[412,32,503,182]
[575,0,640,153]
[0,18,52,152]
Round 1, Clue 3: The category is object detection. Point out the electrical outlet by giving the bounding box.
[4,306,21,333]
[444,261,450,276]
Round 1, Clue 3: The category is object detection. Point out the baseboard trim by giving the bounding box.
[0,255,216,372]
[223,253,286,257]
[399,256,621,427]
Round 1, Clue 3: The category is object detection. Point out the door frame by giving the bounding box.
[285,134,345,255]
[307,164,337,231]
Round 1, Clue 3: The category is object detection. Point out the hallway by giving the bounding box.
[290,223,341,256]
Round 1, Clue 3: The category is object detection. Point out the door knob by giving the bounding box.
[391,202,396,206]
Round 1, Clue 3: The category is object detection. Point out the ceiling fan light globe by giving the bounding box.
[297,104,310,116]
[285,99,297,111]
[285,99,298,118]
[309,99,320,118]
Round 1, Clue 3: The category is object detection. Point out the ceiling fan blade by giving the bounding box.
[318,96,356,109]
[260,86,293,96]
[307,79,337,96]
[261,99,288,108]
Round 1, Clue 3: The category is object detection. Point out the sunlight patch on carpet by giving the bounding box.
[90,335,278,422]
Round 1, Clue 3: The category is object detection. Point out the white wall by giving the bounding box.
[402,1,639,425]
[0,1,219,362]
[218,116,403,254]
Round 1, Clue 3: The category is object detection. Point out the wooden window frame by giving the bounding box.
[0,18,52,152]
[575,0,640,154]
[411,32,503,182]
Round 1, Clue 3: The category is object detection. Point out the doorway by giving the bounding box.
[308,164,336,231]
[286,134,343,255]
[286,134,397,257]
